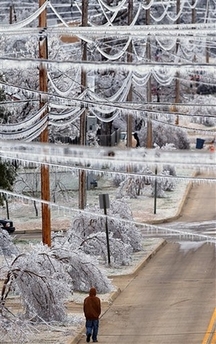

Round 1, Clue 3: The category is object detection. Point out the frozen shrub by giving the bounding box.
[80,230,133,266]
[0,230,19,257]
[139,123,190,149]
[112,173,125,187]
[115,168,153,199]
[150,170,176,196]
[163,164,176,177]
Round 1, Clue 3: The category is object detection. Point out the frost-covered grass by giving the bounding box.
[0,168,193,232]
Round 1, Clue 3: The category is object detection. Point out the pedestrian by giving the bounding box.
[83,287,101,343]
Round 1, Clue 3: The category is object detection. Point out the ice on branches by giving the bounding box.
[1,244,71,323]
[51,239,113,293]
[62,200,142,268]
[0,229,19,257]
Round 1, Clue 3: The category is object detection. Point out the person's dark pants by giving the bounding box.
[86,319,99,341]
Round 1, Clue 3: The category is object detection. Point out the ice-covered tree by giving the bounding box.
[115,168,176,200]
[0,88,18,209]
[150,169,176,198]
[138,122,190,149]
[1,244,71,323]
[0,160,17,208]
[178,93,216,127]
[0,240,113,324]
[51,239,113,292]
[115,167,153,199]
[62,200,142,267]
[0,229,19,257]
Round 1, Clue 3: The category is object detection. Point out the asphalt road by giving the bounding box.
[178,176,216,223]
[96,242,215,344]
[165,176,216,240]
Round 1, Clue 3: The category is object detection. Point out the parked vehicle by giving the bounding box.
[0,219,15,233]
[196,84,216,95]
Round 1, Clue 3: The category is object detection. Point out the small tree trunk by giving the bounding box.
[5,196,10,219]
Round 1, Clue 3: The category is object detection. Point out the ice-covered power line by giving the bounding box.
[1,22,216,37]
[0,115,48,140]
[1,78,216,139]
[0,140,215,172]
[1,0,215,26]
[0,2,215,66]
[0,0,216,36]
[1,187,215,243]
[1,55,216,72]
[0,0,48,32]
[0,0,215,140]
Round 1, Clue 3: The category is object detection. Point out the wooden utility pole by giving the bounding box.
[192,0,196,62]
[126,0,133,148]
[9,3,17,24]
[175,0,181,125]
[192,0,196,24]
[9,4,13,24]
[79,0,88,209]
[205,1,210,63]
[146,3,152,148]
[39,0,51,246]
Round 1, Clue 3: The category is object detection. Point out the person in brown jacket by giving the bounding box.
[83,287,101,343]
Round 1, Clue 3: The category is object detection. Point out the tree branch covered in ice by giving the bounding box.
[0,230,19,257]
[1,244,71,323]
[114,160,176,199]
[56,199,143,267]
[0,237,113,327]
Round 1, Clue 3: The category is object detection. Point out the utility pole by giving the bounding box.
[126,0,133,148]
[205,1,210,63]
[192,0,196,24]
[39,0,51,246]
[146,3,152,148]
[192,0,196,63]
[175,0,181,125]
[9,3,17,24]
[9,4,13,24]
[79,0,88,209]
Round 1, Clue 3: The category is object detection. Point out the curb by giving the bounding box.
[68,326,85,344]
[68,239,166,344]
[108,239,166,280]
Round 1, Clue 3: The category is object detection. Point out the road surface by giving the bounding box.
[178,176,216,223]
[83,242,214,344]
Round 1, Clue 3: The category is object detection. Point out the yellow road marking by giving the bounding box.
[202,308,216,344]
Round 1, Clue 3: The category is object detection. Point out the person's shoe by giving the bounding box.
[93,340,98,342]
[86,333,91,342]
